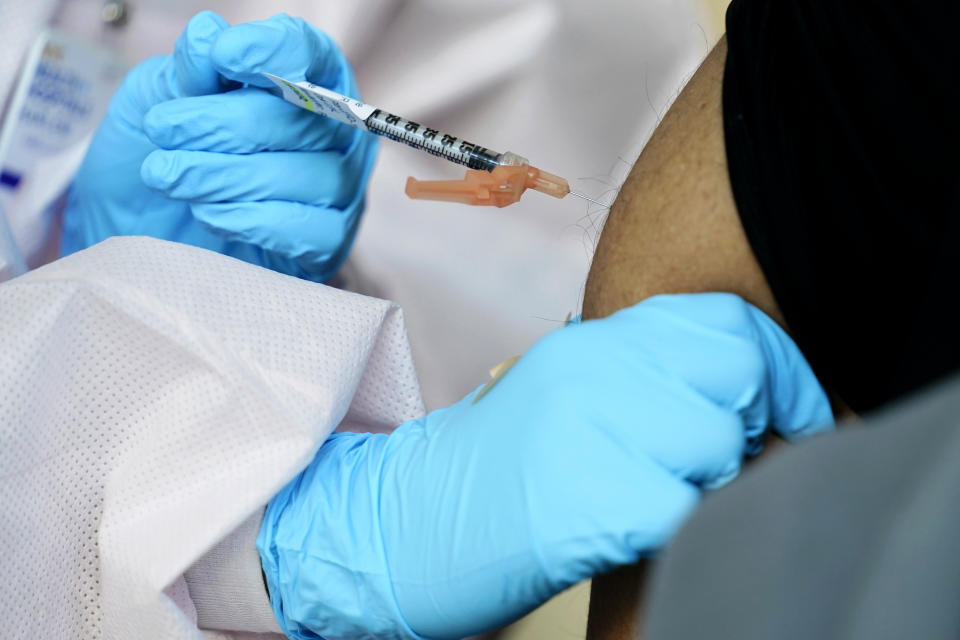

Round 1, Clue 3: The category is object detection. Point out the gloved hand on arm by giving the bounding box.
[62,11,378,282]
[258,293,835,639]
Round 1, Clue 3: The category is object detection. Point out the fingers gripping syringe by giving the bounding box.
[265,73,605,208]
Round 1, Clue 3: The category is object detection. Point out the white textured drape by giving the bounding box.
[0,236,425,639]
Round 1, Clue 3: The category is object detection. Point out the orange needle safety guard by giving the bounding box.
[405,164,570,208]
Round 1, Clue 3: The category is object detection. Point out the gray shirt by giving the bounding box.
[646,373,960,639]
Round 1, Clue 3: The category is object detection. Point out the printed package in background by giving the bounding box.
[0,30,126,272]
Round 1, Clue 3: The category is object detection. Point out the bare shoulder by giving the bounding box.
[583,37,780,327]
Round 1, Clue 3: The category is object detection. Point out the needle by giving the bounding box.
[568,190,610,208]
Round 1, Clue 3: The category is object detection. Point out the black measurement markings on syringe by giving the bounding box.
[366,109,501,170]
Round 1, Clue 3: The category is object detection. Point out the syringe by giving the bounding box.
[265,73,605,208]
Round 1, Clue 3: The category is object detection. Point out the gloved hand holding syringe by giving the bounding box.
[265,73,607,208]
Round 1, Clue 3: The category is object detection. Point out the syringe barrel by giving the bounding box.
[364,109,508,171]
[265,73,526,173]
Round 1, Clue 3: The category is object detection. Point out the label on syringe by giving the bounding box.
[263,73,376,130]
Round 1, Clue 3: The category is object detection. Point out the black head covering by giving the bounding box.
[723,0,960,412]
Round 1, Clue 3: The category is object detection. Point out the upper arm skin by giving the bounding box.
[582,37,778,325]
[582,37,778,640]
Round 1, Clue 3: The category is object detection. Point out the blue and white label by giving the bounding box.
[0,30,127,270]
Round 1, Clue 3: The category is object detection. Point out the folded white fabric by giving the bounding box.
[0,237,425,639]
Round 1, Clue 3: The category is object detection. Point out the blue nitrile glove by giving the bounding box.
[62,11,378,282]
[258,293,834,639]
